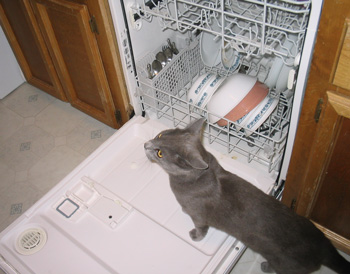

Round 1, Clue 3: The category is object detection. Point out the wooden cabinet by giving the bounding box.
[30,0,117,127]
[0,0,66,100]
[0,0,131,128]
[282,0,350,254]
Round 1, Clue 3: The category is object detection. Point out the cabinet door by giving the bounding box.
[282,0,350,253]
[30,0,117,127]
[0,0,66,100]
[294,91,350,251]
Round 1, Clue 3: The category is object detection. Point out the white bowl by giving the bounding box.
[216,81,269,127]
[187,73,214,105]
[235,112,251,131]
[244,96,278,136]
[207,73,257,123]
[187,73,225,108]
[196,74,225,108]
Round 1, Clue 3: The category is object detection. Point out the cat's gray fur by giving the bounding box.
[144,118,350,274]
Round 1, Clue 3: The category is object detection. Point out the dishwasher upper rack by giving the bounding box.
[131,0,311,65]
[136,40,292,172]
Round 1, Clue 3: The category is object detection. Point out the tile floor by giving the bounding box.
[0,83,116,232]
[1,84,349,273]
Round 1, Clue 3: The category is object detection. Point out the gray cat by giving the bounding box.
[144,118,350,274]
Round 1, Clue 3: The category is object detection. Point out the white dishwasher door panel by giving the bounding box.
[0,117,273,274]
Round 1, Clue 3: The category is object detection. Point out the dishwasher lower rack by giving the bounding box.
[136,41,292,173]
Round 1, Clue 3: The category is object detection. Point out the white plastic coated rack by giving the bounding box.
[132,0,311,64]
[132,0,311,173]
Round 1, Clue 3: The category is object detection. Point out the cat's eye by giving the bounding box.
[158,133,162,138]
[157,149,163,158]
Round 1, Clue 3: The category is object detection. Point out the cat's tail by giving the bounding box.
[322,244,350,274]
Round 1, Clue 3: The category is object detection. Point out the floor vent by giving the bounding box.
[15,227,47,255]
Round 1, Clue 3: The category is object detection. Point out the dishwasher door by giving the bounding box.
[0,116,274,274]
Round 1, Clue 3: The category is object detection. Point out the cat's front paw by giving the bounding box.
[189,227,208,242]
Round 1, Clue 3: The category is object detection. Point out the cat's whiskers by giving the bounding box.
[128,148,157,175]
[130,153,148,165]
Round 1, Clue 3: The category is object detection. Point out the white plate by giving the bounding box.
[265,35,297,89]
[200,19,222,67]
[244,96,278,136]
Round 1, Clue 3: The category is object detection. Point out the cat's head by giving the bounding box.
[144,118,209,176]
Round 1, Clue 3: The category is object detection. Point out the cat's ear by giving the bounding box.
[187,118,206,136]
[185,152,209,169]
[177,151,208,170]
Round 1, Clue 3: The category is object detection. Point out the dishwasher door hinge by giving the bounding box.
[115,109,122,124]
[314,98,323,123]
[89,16,99,34]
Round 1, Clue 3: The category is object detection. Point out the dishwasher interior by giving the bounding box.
[124,0,312,174]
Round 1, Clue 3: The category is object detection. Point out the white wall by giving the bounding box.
[0,25,25,99]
